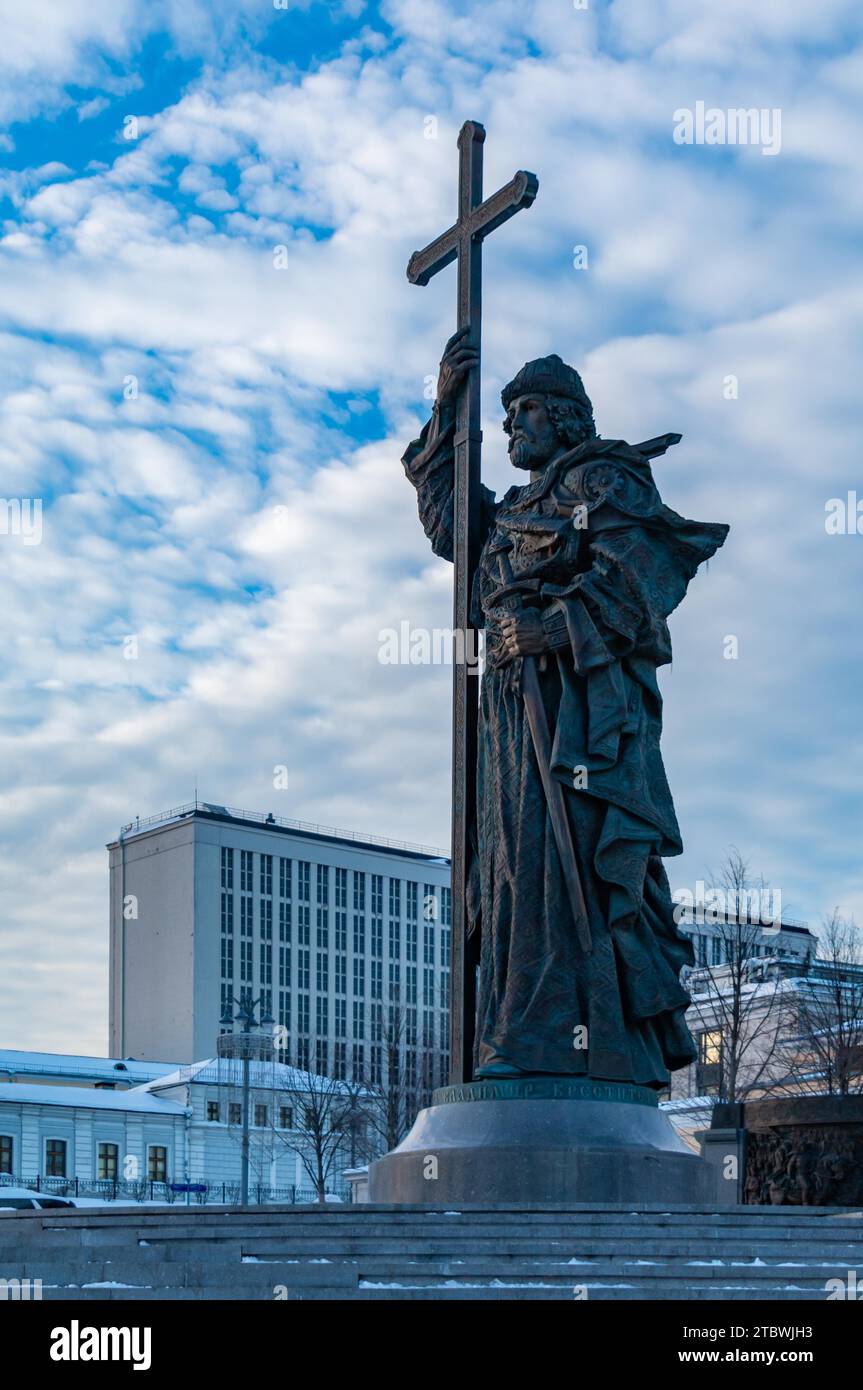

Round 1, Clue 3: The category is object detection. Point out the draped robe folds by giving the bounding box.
[402,402,729,1087]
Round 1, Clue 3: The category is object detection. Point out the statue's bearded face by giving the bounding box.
[505,394,562,471]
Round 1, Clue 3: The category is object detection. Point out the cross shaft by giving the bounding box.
[406,120,538,1084]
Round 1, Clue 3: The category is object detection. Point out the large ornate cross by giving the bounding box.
[407,121,538,1083]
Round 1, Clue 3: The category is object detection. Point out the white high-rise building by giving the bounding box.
[108,802,452,1086]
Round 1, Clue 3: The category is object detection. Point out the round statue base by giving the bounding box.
[367,1078,714,1205]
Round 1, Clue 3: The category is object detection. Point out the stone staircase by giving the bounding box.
[1,1203,861,1300]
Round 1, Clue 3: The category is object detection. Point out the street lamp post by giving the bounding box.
[219,992,275,1207]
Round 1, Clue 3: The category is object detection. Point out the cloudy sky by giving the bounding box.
[1,0,861,1056]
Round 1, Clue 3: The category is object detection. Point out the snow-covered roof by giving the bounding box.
[137,1058,367,1096]
[0,1082,185,1115]
[0,1050,181,1086]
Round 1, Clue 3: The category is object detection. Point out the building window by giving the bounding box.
[298,861,311,902]
[371,959,383,1000]
[353,871,366,911]
[240,894,253,937]
[297,1038,310,1071]
[407,922,417,962]
[388,878,401,919]
[371,874,383,916]
[240,938,253,983]
[316,863,329,906]
[335,954,347,995]
[0,1135,12,1174]
[279,944,291,988]
[98,1143,119,1180]
[333,1041,347,1079]
[148,1146,167,1182]
[352,1042,365,1079]
[207,1101,220,1123]
[220,890,234,938]
[406,964,417,1005]
[316,993,328,1037]
[407,881,418,921]
[279,900,291,942]
[315,1039,328,1075]
[423,884,438,922]
[278,991,290,1032]
[389,919,401,958]
[353,915,365,955]
[220,935,234,979]
[260,853,273,897]
[279,857,292,899]
[440,924,450,967]
[317,909,329,950]
[335,911,347,953]
[240,849,253,893]
[371,918,383,959]
[440,971,450,1011]
[335,866,347,909]
[260,942,272,985]
[353,955,364,996]
[298,948,310,991]
[441,886,451,925]
[353,998,365,1041]
[388,960,401,994]
[220,846,234,891]
[261,898,273,940]
[45,1139,67,1177]
[335,997,347,1038]
[279,1106,293,1130]
[254,1104,268,1128]
[228,1103,241,1126]
[298,905,310,945]
[711,936,724,966]
[370,1044,382,1085]
[423,967,434,1007]
[297,993,310,1035]
[697,1029,723,1096]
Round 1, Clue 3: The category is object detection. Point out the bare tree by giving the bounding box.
[271,1053,370,1203]
[771,910,863,1096]
[361,992,433,1155]
[685,848,788,1104]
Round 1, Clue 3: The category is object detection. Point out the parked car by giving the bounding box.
[0,1185,76,1210]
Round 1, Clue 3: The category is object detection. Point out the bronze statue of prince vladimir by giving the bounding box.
[403,332,729,1088]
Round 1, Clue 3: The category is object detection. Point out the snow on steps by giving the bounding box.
[1,1203,860,1301]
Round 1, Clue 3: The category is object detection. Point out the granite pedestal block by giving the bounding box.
[367,1077,714,1205]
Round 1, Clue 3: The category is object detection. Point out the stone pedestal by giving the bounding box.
[368,1077,714,1205]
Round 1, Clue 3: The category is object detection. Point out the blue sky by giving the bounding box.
[1,0,862,1054]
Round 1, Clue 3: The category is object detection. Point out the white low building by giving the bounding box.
[0,1049,355,1202]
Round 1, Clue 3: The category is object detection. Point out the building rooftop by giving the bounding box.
[107,801,450,864]
[0,1050,182,1087]
[676,907,811,934]
[0,1082,185,1115]
[137,1057,367,1096]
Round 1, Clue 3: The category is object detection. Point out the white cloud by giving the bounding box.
[0,2,862,1052]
